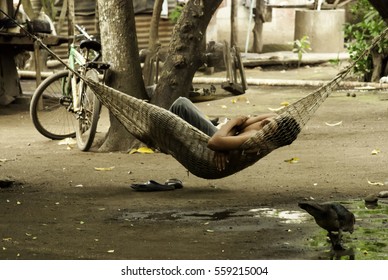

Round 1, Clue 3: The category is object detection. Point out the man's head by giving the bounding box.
[264,115,301,147]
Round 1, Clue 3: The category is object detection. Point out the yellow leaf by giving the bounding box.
[129,147,154,154]
[94,166,115,171]
[221,105,228,109]
[107,249,115,253]
[284,157,299,163]
[371,149,380,155]
[280,101,289,107]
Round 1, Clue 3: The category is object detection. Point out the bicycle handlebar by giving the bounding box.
[75,24,93,40]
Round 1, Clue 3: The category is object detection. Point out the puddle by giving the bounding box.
[119,207,308,224]
[249,208,309,224]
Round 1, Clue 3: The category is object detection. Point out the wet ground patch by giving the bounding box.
[117,199,388,260]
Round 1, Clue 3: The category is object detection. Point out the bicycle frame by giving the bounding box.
[67,25,98,113]
[68,44,86,112]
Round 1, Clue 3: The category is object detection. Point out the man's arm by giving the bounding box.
[240,113,278,129]
[207,116,251,151]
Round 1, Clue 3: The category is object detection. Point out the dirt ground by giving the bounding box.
[1,64,388,260]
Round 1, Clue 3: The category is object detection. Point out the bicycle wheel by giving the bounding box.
[30,70,76,140]
[75,69,101,151]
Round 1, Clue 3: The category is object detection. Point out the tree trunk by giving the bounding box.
[151,0,223,109]
[371,49,383,83]
[97,0,148,151]
[252,0,272,53]
[149,0,164,49]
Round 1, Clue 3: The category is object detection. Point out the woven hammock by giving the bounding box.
[83,28,388,179]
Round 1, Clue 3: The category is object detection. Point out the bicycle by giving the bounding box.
[30,25,109,151]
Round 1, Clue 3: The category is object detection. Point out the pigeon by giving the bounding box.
[298,201,355,250]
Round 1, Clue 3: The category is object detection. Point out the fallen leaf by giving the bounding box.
[206,229,214,233]
[94,166,115,171]
[371,149,381,155]
[268,106,285,112]
[325,121,343,127]
[280,101,289,107]
[58,138,77,146]
[2,237,12,241]
[284,157,299,163]
[129,147,154,154]
[367,179,384,186]
[107,250,115,253]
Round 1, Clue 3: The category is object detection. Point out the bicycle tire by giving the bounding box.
[30,70,77,140]
[75,69,101,151]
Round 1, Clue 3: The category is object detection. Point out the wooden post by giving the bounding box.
[0,50,22,105]
[33,41,42,87]
[230,0,236,46]
[67,0,75,43]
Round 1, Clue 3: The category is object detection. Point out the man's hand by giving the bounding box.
[213,151,229,171]
[233,116,249,128]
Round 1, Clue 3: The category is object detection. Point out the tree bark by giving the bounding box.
[371,49,383,83]
[97,0,148,151]
[149,0,164,49]
[252,0,272,53]
[151,0,223,109]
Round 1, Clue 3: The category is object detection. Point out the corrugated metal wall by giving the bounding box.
[30,0,176,58]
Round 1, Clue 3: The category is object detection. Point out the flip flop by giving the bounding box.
[165,178,183,189]
[131,179,183,192]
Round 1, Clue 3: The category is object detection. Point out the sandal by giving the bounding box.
[131,179,183,192]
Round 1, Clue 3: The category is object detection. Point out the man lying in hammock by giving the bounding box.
[169,97,279,171]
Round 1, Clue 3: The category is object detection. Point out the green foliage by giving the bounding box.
[169,5,183,24]
[329,54,341,68]
[344,0,388,78]
[292,35,311,67]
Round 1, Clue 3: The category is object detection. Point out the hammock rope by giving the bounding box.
[3,8,387,179]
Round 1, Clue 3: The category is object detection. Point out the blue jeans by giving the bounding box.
[169,97,217,137]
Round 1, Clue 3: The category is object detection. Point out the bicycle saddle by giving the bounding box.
[80,39,101,52]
